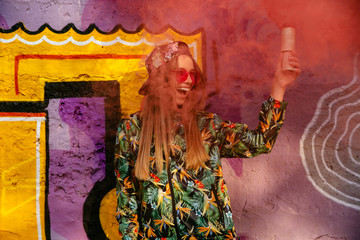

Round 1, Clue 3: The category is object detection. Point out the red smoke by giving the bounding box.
[261,0,360,66]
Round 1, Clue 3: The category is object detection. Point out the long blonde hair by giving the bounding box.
[135,44,209,180]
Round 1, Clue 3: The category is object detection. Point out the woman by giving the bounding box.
[115,41,300,239]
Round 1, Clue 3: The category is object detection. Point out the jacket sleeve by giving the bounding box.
[215,97,287,158]
[114,117,140,239]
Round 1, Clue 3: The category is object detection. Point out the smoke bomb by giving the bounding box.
[281,27,296,71]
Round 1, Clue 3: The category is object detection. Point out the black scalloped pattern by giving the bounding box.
[0,22,204,37]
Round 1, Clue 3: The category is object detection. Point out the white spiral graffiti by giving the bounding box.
[300,52,360,210]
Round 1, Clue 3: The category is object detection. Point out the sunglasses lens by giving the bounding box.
[172,69,200,84]
[190,71,200,84]
[175,69,188,83]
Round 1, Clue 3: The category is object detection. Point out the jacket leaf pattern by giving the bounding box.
[115,98,287,239]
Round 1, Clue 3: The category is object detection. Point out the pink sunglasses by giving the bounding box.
[170,68,201,85]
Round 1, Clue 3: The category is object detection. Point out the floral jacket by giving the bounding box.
[115,98,287,239]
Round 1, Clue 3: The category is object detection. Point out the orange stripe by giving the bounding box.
[0,112,47,117]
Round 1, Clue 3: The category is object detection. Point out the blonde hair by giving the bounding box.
[135,48,209,180]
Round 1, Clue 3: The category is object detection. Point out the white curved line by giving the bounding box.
[314,68,360,195]
[321,97,360,178]
[0,33,173,47]
[19,35,45,45]
[337,112,360,165]
[116,37,145,47]
[91,36,119,46]
[143,38,171,46]
[0,35,201,62]
[329,104,360,178]
[300,51,360,209]
[0,34,18,43]
[42,35,72,45]
[348,124,360,164]
[315,88,360,183]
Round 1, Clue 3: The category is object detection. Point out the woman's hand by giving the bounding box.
[270,51,301,101]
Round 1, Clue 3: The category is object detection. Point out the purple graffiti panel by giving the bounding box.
[0,14,8,29]
[48,97,106,240]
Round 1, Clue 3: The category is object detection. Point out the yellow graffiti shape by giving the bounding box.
[0,116,46,240]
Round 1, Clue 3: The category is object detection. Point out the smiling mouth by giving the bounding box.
[177,87,190,95]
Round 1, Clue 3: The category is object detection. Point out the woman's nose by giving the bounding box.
[184,72,193,85]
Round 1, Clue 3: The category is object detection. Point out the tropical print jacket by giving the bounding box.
[115,98,287,239]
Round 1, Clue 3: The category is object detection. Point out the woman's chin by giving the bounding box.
[175,93,187,107]
[175,100,185,108]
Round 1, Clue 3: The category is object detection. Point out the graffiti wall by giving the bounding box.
[0,23,203,239]
[1,0,360,239]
